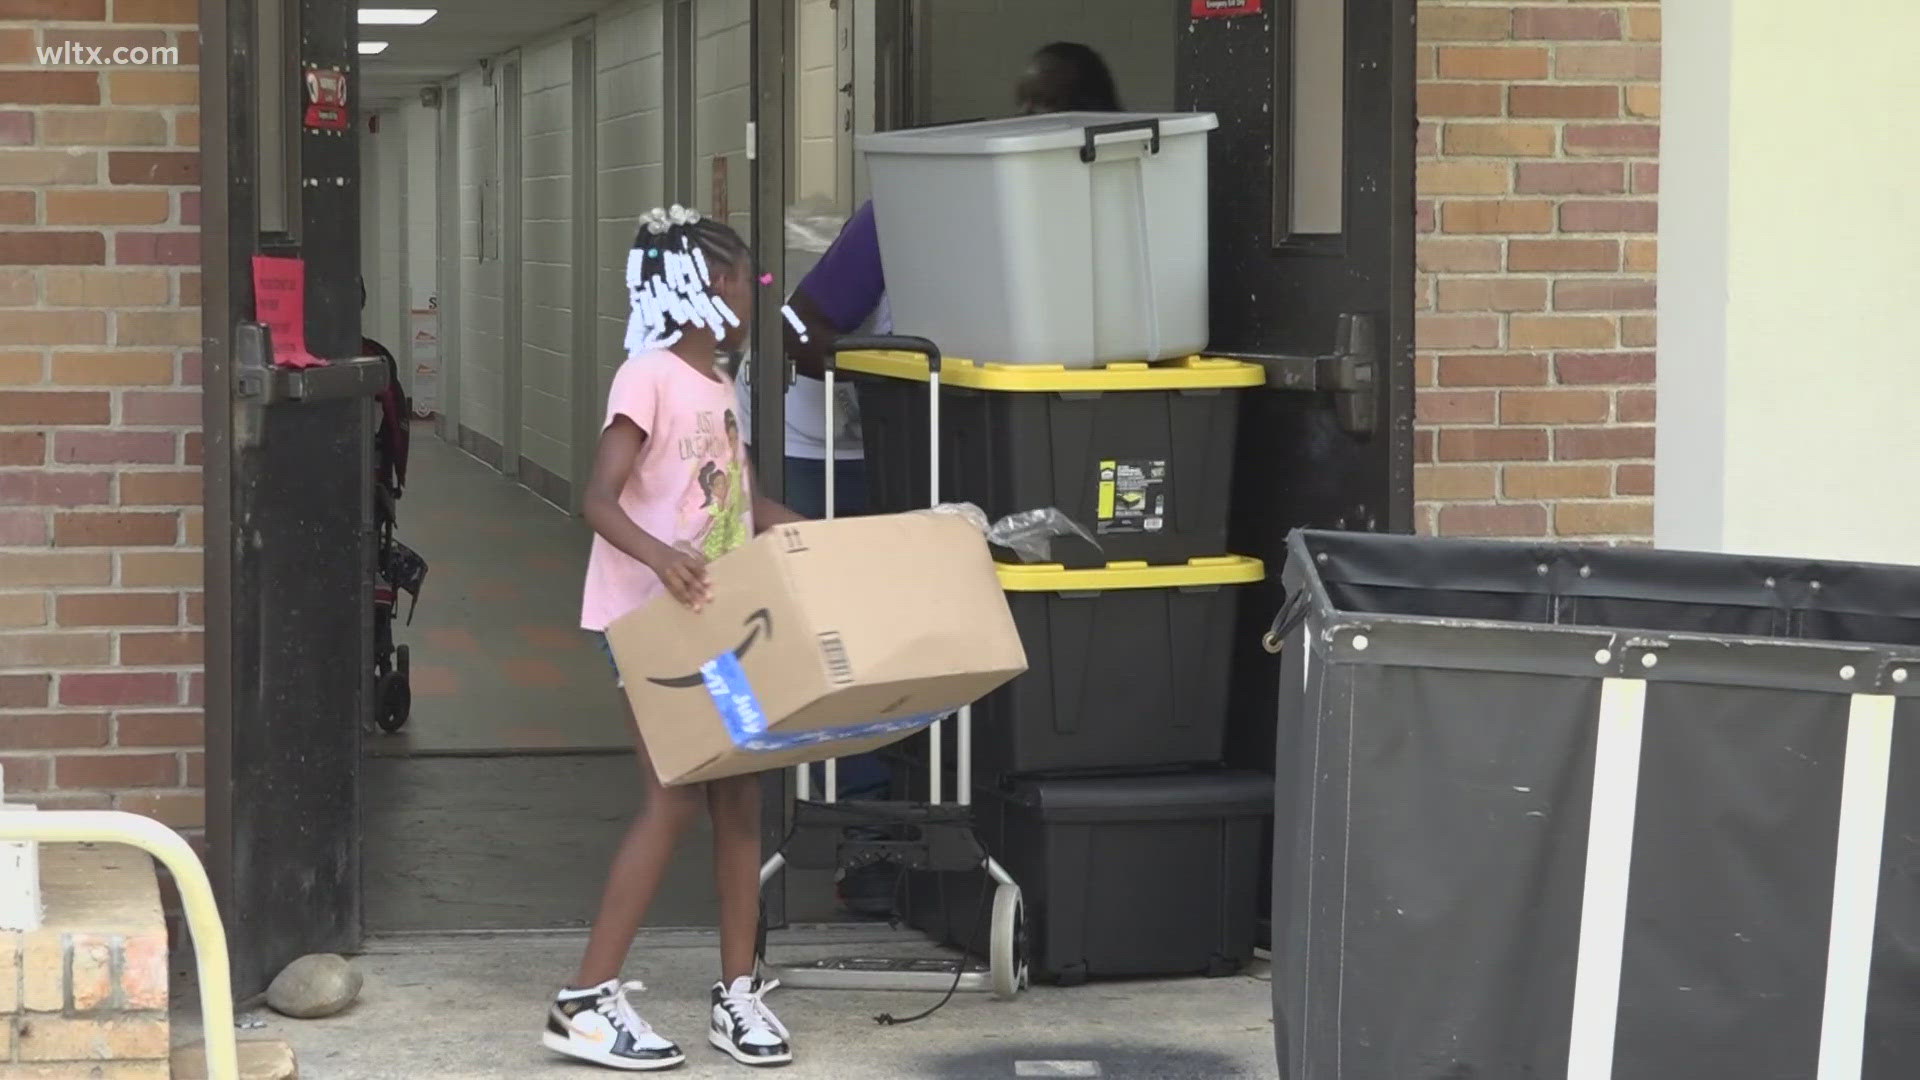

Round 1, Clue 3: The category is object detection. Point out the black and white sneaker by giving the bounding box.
[709,976,792,1067]
[543,979,685,1071]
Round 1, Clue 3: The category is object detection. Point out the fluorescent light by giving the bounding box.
[359,8,436,25]
[358,40,390,55]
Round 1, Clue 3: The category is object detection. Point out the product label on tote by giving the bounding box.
[699,651,943,753]
[1096,459,1168,536]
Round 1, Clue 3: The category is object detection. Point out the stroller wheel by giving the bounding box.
[376,670,412,733]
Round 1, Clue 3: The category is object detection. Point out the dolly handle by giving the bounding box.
[826,334,943,376]
[1264,590,1313,654]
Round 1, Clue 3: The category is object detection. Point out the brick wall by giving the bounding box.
[1415,1,1659,541]
[0,0,204,838]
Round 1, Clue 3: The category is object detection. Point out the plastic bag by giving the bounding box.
[786,199,848,256]
[927,503,1101,565]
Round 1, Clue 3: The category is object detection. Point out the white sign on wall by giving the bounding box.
[410,300,440,418]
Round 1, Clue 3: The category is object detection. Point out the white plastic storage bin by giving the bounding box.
[859,112,1218,367]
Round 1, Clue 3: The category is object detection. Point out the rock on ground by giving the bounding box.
[266,953,363,1019]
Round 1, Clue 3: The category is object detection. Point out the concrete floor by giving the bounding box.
[176,929,1279,1079]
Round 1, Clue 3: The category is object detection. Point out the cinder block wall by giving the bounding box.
[0,0,206,835]
[1414,1,1660,542]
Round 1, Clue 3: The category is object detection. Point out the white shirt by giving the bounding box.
[735,294,890,461]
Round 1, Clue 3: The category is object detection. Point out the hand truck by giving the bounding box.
[756,334,1029,1001]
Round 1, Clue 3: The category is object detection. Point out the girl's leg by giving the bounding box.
[705,773,764,982]
[572,717,707,987]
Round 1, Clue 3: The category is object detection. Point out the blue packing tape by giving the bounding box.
[699,651,943,753]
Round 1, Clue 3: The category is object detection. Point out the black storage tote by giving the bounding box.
[909,771,1272,985]
[945,555,1264,779]
[1270,529,1920,1079]
[845,350,1259,569]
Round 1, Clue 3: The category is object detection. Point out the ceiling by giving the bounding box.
[359,0,619,108]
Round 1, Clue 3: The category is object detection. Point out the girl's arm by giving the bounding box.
[584,417,710,608]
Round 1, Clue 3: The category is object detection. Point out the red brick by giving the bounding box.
[115,230,199,265]
[1420,5,1512,41]
[1416,199,1436,232]
[1617,389,1656,423]
[183,749,201,784]
[1417,239,1502,273]
[0,631,110,667]
[0,110,31,145]
[0,71,100,106]
[0,470,112,506]
[1515,162,1626,196]
[0,391,113,426]
[1626,85,1661,119]
[1560,200,1657,233]
[0,190,33,223]
[1628,8,1662,42]
[119,630,200,665]
[1417,121,1438,158]
[43,189,170,226]
[120,790,203,828]
[0,591,44,627]
[1622,314,1657,347]
[59,671,177,707]
[1436,46,1549,81]
[1437,428,1549,462]
[1556,426,1655,461]
[1420,82,1504,118]
[1514,6,1621,41]
[120,933,167,1009]
[1511,315,1617,350]
[107,150,197,185]
[185,669,203,706]
[121,390,199,424]
[184,590,202,624]
[1556,44,1662,81]
[114,0,195,20]
[1565,124,1661,156]
[1616,463,1655,496]
[1444,122,1557,157]
[1442,200,1553,234]
[0,712,108,748]
[0,310,108,345]
[53,429,177,464]
[1414,429,1435,464]
[55,592,177,626]
[1438,353,1547,387]
[0,507,47,544]
[0,0,107,15]
[1416,314,1501,350]
[1438,503,1549,538]
[1556,501,1653,537]
[180,190,199,225]
[0,231,107,265]
[115,709,201,746]
[0,673,51,708]
[1416,390,1497,424]
[1415,464,1498,502]
[49,349,173,383]
[1419,161,1511,196]
[0,754,50,791]
[1510,85,1619,119]
[1508,239,1619,272]
[54,510,176,546]
[1555,351,1655,384]
[54,752,177,789]
[1554,280,1656,312]
[1504,464,1614,500]
[1632,162,1660,195]
[1436,278,1549,313]
[117,470,198,506]
[1500,389,1611,424]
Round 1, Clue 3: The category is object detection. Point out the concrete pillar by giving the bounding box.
[1657,1,1920,564]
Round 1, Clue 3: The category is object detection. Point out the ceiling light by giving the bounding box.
[358,40,390,55]
[359,8,437,25]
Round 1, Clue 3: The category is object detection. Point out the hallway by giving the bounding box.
[371,432,626,758]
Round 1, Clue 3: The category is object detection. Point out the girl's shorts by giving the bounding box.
[593,632,622,688]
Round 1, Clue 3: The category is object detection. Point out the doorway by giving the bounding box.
[205,0,1414,996]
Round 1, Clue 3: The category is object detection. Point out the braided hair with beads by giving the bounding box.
[623,205,754,353]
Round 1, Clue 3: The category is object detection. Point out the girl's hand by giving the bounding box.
[647,543,712,611]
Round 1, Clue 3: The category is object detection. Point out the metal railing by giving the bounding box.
[0,810,238,1080]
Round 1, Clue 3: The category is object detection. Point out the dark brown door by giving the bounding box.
[203,0,378,997]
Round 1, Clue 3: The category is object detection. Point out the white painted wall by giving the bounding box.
[1657,1,1920,564]
[457,68,505,444]
[793,0,840,206]
[520,35,577,483]
[918,0,1176,124]
[596,0,667,401]
[358,110,409,377]
[401,99,439,409]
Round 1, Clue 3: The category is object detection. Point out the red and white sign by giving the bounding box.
[304,67,349,131]
[1192,0,1262,17]
[250,255,324,368]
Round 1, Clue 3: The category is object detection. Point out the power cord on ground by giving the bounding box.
[873,869,990,1026]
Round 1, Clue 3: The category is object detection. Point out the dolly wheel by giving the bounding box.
[376,669,412,733]
[989,883,1028,1001]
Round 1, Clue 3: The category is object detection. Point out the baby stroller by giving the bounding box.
[366,335,427,733]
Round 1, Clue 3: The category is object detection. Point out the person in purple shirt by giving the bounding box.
[770,42,1124,917]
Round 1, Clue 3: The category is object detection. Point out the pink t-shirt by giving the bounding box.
[580,351,755,631]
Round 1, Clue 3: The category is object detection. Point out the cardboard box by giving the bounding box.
[606,511,1030,786]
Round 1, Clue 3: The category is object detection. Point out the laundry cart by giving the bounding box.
[1267,528,1920,1079]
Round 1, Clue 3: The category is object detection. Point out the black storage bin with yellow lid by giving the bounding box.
[906,770,1273,985]
[843,351,1260,569]
[912,555,1265,781]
